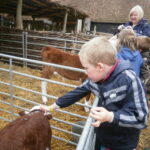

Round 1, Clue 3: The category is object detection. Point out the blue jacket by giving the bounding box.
[124,19,150,37]
[56,60,148,150]
[117,47,143,76]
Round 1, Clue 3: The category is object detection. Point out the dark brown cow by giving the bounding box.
[41,46,91,112]
[0,110,52,150]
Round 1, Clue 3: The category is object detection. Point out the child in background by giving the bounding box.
[39,37,148,150]
[117,27,143,76]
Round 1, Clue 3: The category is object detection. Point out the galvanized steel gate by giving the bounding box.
[0,54,98,150]
[0,31,87,68]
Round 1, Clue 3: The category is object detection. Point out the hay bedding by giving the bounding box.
[0,62,150,150]
[0,62,88,150]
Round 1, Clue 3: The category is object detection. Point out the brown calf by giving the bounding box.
[0,110,52,150]
[41,46,91,112]
[41,46,87,80]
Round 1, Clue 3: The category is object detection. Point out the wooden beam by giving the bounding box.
[76,19,82,33]
[0,0,87,25]
[62,9,69,33]
[0,0,17,5]
[30,0,47,7]
[16,0,23,29]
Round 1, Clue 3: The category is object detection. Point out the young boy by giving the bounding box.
[40,37,148,150]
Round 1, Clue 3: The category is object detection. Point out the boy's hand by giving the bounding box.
[40,103,60,112]
[89,107,114,127]
[39,105,51,112]
[91,120,101,127]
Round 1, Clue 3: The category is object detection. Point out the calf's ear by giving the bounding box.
[18,111,26,116]
[18,111,29,116]
[44,113,52,120]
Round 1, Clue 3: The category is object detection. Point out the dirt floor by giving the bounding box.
[0,62,150,150]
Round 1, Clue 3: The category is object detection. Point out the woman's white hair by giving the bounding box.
[129,5,144,21]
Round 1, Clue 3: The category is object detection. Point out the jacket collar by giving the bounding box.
[100,59,133,83]
[101,59,119,82]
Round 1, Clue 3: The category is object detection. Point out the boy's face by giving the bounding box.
[80,59,105,82]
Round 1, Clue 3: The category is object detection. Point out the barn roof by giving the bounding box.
[51,0,150,23]
[0,0,88,23]
[0,0,149,23]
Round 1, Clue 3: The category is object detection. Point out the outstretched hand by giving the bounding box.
[30,103,60,113]
[40,103,60,112]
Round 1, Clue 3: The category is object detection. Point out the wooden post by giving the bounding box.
[16,0,23,29]
[27,23,31,30]
[93,25,97,36]
[62,9,69,33]
[83,17,91,34]
[76,19,82,33]
[0,15,4,26]
[32,16,35,31]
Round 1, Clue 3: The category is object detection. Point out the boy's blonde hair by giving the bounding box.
[79,37,117,66]
[117,28,137,50]
[129,5,144,21]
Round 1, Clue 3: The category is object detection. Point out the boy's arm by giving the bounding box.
[55,80,91,108]
[112,75,149,129]
[39,80,91,112]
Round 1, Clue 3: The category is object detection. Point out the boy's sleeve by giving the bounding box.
[56,79,91,108]
[112,72,149,129]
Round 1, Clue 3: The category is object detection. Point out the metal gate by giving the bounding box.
[0,31,87,68]
[0,53,98,150]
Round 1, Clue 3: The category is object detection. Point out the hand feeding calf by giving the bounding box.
[41,46,91,112]
[0,108,52,150]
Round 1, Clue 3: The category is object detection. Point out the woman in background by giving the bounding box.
[117,5,150,37]
[116,5,150,80]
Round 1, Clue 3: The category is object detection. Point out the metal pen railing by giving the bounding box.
[0,53,97,150]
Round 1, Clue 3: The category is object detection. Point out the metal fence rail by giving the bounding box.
[0,32,86,68]
[0,53,96,150]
